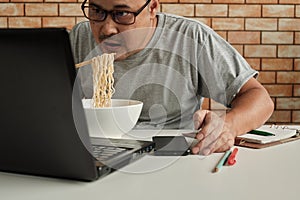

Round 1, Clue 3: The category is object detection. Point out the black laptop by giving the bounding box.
[0,28,154,181]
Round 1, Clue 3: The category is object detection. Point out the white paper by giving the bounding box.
[237,125,299,144]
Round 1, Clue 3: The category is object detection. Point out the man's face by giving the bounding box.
[87,0,158,59]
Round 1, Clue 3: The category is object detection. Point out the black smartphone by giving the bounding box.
[152,136,191,156]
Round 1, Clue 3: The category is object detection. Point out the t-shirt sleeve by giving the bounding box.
[197,30,258,107]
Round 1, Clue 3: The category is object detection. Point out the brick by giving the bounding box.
[213,0,244,3]
[246,58,261,70]
[295,59,300,70]
[278,45,300,58]
[196,4,227,17]
[0,3,24,16]
[76,17,88,24]
[246,0,278,3]
[157,5,162,13]
[212,18,244,30]
[277,72,300,83]
[264,85,293,97]
[162,4,194,16]
[296,32,300,44]
[229,5,261,17]
[59,3,82,16]
[180,0,211,2]
[161,0,179,2]
[25,3,58,16]
[293,111,300,123]
[245,45,276,58]
[294,85,300,96]
[0,18,7,28]
[297,5,300,17]
[42,17,75,30]
[279,19,300,31]
[0,0,9,2]
[277,98,300,109]
[270,97,276,106]
[45,0,77,2]
[262,59,293,71]
[232,45,244,56]
[262,32,293,44]
[228,31,260,44]
[11,0,43,2]
[268,110,291,123]
[8,17,41,28]
[216,31,227,40]
[257,71,276,84]
[263,5,294,17]
[279,0,300,4]
[191,18,211,27]
[246,18,277,31]
[201,98,210,110]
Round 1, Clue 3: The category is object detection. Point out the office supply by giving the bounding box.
[0,28,154,181]
[152,136,190,156]
[227,148,238,166]
[214,149,231,172]
[235,125,300,149]
[248,130,275,136]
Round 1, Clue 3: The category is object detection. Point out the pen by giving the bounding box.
[182,128,202,138]
[248,130,275,136]
[214,149,232,173]
[227,148,238,166]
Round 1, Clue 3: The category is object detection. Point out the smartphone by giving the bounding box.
[152,136,191,156]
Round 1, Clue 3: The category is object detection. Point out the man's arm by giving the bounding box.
[192,77,274,155]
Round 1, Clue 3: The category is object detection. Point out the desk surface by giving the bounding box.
[1,128,300,200]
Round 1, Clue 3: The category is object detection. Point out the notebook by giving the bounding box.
[0,28,154,181]
[235,125,300,149]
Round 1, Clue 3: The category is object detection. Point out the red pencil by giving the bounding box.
[227,148,238,166]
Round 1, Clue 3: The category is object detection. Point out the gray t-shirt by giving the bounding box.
[69,13,257,129]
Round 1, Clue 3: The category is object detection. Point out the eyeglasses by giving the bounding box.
[81,0,151,25]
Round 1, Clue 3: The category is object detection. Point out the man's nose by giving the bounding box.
[100,15,119,36]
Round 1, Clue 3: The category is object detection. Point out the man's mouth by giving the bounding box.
[101,39,122,52]
[104,41,120,47]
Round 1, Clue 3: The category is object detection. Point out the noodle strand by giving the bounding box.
[75,53,115,108]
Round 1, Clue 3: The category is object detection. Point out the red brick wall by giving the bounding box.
[1,0,299,124]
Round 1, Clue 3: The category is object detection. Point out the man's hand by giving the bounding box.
[191,110,236,155]
[191,78,274,155]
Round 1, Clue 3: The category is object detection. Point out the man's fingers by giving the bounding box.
[194,117,224,152]
[216,139,234,153]
[211,133,235,153]
[192,131,235,155]
[193,110,209,129]
[192,110,230,155]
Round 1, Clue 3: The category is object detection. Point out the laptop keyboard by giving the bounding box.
[92,145,128,161]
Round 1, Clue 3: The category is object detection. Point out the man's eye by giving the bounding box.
[90,6,104,14]
[115,11,131,17]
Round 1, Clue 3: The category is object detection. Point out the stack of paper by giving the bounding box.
[237,125,299,144]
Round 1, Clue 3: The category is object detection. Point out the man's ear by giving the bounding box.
[149,0,159,18]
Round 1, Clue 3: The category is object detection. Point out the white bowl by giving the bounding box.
[82,99,143,138]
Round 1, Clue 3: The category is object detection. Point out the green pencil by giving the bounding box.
[214,149,232,173]
[249,130,275,136]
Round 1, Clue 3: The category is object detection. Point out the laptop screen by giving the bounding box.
[0,28,99,181]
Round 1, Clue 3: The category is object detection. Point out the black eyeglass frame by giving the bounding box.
[81,0,151,25]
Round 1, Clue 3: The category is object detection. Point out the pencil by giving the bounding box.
[214,149,232,173]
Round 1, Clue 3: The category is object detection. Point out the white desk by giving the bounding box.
[1,129,300,200]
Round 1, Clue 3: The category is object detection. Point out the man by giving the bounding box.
[69,0,274,155]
